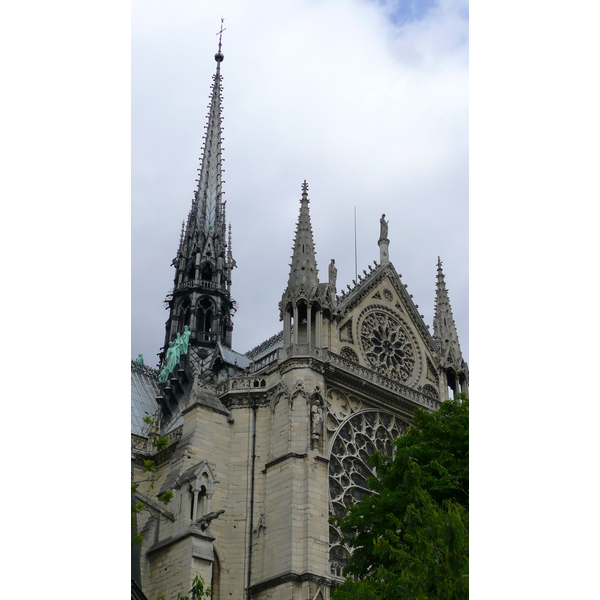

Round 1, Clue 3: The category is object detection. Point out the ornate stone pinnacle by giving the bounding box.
[301,180,309,202]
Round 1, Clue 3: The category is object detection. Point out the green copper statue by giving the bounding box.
[181,325,191,354]
[157,330,191,384]
[135,353,144,366]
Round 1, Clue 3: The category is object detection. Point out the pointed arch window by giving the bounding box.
[197,297,214,333]
[177,298,191,334]
[220,307,228,342]
[201,263,213,282]
[185,262,195,282]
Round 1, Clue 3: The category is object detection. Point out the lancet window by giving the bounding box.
[197,297,214,334]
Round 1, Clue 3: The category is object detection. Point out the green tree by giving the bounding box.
[331,395,469,600]
[158,575,211,600]
[132,415,174,546]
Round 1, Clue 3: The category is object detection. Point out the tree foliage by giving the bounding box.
[331,395,469,600]
[132,415,173,546]
[157,575,211,600]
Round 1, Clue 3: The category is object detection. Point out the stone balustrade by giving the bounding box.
[249,349,279,373]
[166,426,182,445]
[176,279,226,293]
[278,344,326,361]
[216,346,439,411]
[327,351,440,410]
[216,376,268,395]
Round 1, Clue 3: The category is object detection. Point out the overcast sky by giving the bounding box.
[132,0,469,367]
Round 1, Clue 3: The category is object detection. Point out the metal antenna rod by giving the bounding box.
[354,206,358,282]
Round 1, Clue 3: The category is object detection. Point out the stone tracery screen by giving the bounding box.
[357,307,419,384]
[326,388,407,578]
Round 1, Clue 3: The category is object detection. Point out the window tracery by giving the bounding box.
[358,308,416,383]
[328,408,406,577]
[340,346,359,363]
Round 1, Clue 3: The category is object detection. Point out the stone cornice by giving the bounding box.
[147,526,215,556]
[325,352,440,415]
[134,492,175,522]
[248,571,333,595]
[262,452,308,472]
[182,397,230,417]
[133,437,180,469]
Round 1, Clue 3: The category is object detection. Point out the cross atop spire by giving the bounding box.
[215,17,225,63]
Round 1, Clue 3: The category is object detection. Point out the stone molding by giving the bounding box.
[262,452,308,472]
[326,351,439,412]
[133,437,180,469]
[248,571,333,595]
[147,526,215,556]
[134,492,175,522]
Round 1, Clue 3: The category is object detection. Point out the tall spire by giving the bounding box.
[286,180,320,292]
[161,25,237,365]
[194,21,226,236]
[433,257,464,366]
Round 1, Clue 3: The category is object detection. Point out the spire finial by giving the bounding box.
[301,180,309,203]
[215,18,225,62]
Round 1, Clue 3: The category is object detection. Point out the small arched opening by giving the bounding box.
[201,263,213,282]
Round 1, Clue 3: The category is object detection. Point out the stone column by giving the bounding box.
[284,307,291,347]
[293,305,298,348]
[192,489,200,521]
[316,309,323,349]
[307,304,312,350]
[378,238,390,265]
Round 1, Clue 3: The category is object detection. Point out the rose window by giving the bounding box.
[328,410,406,577]
[359,311,415,382]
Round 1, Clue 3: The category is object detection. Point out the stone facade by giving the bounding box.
[132,43,468,600]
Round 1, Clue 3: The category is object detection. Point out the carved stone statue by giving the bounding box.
[196,509,225,532]
[311,399,323,439]
[328,259,337,289]
[379,214,389,240]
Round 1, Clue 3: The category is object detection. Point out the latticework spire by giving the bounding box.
[286,180,319,292]
[433,257,464,365]
[161,25,237,362]
[195,34,225,237]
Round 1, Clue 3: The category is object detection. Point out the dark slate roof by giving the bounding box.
[187,385,230,416]
[131,578,148,600]
[245,330,284,361]
[131,361,160,436]
[217,342,251,369]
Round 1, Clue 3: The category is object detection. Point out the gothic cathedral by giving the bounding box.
[131,39,468,600]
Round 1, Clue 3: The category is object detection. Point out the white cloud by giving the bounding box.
[132,0,469,365]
